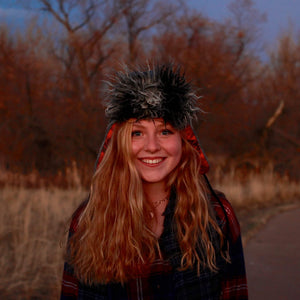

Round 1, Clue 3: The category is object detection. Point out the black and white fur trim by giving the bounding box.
[104,64,200,129]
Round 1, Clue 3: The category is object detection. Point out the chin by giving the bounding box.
[141,177,165,184]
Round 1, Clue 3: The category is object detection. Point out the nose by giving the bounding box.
[144,133,161,152]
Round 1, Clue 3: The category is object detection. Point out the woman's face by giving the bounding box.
[131,119,182,186]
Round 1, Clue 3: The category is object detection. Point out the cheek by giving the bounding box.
[169,138,182,161]
[131,140,141,156]
[175,144,183,162]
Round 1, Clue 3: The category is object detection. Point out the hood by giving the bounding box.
[94,123,209,175]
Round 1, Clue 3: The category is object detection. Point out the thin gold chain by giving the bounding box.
[152,197,168,208]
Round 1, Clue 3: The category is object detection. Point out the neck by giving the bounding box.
[142,181,169,238]
[142,181,168,204]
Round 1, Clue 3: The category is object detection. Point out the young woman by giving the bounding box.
[60,64,248,299]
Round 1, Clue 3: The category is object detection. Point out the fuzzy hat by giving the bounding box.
[105,64,200,129]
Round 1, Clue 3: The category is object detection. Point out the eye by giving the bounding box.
[161,129,173,136]
[131,130,142,137]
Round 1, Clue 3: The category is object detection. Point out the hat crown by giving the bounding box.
[105,64,199,129]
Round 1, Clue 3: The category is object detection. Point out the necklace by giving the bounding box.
[149,196,168,218]
[152,197,168,208]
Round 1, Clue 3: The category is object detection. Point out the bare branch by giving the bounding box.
[40,0,73,32]
[265,100,285,129]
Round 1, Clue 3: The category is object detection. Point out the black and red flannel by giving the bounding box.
[60,191,248,300]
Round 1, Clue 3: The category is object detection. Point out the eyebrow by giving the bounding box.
[132,121,169,129]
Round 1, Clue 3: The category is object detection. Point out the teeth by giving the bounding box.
[142,158,163,164]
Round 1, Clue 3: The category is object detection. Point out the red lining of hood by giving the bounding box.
[95,124,209,174]
[184,125,209,174]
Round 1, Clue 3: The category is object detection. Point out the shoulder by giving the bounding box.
[69,198,89,235]
[210,190,241,243]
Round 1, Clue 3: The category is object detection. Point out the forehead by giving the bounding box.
[132,118,171,127]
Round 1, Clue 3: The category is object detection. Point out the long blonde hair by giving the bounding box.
[68,120,224,284]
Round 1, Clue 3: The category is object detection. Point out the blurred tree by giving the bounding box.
[21,0,125,175]
[255,30,300,177]
[0,0,298,181]
[151,9,264,156]
[0,24,57,172]
[118,0,176,63]
[35,0,120,102]
[228,0,266,53]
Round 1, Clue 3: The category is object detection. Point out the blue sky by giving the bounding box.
[189,0,300,44]
[0,0,299,47]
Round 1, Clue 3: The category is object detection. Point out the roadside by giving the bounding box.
[238,202,300,245]
[243,205,300,299]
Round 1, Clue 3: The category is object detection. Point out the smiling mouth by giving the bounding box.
[140,158,164,165]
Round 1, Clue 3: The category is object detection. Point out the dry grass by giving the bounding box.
[211,163,300,243]
[0,187,87,300]
[0,164,299,299]
[213,163,300,209]
[0,161,86,189]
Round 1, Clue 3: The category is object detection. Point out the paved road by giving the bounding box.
[244,208,300,300]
